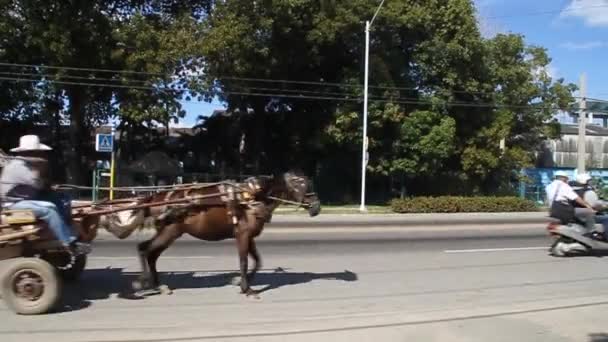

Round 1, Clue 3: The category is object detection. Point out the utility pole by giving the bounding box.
[577,73,587,173]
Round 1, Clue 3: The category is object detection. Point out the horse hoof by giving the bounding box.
[247,293,261,300]
[132,280,144,291]
[159,285,173,295]
[243,289,260,299]
[134,288,162,297]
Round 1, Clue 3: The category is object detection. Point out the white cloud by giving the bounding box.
[546,64,559,80]
[559,41,605,50]
[531,63,559,82]
[473,0,506,38]
[561,0,608,27]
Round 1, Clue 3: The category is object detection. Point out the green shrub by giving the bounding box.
[389,196,538,213]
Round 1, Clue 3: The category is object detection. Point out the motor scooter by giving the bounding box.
[547,215,608,256]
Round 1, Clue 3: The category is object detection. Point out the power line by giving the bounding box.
[0,62,166,76]
[0,70,436,102]
[0,62,526,97]
[0,75,574,111]
[0,70,362,97]
[5,68,589,109]
[0,74,574,112]
[0,76,167,92]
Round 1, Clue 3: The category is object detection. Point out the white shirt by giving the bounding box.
[545,179,579,206]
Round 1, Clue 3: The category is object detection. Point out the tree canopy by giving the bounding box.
[0,0,577,200]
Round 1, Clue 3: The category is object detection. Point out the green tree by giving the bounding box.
[322,1,576,195]
[0,0,207,183]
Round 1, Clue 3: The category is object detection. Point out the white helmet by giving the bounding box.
[576,173,592,185]
[554,170,569,179]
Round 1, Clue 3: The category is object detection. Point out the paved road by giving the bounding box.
[2,226,608,342]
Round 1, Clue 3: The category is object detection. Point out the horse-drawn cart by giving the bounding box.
[0,173,320,314]
[0,180,264,315]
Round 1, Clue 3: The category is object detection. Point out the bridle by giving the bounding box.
[265,174,317,209]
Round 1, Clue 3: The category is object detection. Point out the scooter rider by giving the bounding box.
[546,171,596,227]
[571,173,608,241]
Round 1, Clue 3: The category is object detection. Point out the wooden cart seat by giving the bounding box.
[0,210,46,245]
[2,209,38,225]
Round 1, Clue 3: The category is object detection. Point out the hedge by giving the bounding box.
[389,196,538,213]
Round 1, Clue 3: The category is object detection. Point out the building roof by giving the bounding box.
[560,124,608,137]
[93,126,196,137]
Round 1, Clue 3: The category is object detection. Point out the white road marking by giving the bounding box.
[444,246,547,253]
[90,256,214,260]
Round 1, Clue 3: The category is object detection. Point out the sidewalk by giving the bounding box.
[266,211,549,227]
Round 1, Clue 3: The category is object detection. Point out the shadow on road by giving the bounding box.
[590,333,608,342]
[58,267,358,312]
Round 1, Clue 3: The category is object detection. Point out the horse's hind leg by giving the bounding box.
[133,225,182,297]
[147,224,183,293]
[248,239,262,284]
[134,239,154,291]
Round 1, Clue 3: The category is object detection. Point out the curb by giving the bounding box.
[92,223,547,241]
[90,212,550,240]
[263,212,549,228]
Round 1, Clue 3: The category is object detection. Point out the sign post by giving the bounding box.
[95,127,115,200]
[109,124,116,200]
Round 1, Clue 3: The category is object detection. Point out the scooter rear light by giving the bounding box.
[547,222,559,235]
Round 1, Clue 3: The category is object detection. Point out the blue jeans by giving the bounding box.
[36,190,72,224]
[9,197,76,246]
[596,215,608,238]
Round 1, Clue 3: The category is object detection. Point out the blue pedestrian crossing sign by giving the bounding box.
[95,134,114,153]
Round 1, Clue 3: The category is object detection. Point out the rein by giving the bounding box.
[267,192,317,208]
[267,196,308,207]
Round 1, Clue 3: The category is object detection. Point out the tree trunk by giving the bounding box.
[51,92,64,183]
[400,173,407,199]
[251,101,266,174]
[66,87,86,185]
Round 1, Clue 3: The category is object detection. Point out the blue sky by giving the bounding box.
[176,97,223,127]
[176,0,608,127]
[476,0,608,98]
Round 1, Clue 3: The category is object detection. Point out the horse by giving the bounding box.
[114,171,320,297]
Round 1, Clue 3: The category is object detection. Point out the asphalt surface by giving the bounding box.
[92,225,549,256]
[3,224,608,342]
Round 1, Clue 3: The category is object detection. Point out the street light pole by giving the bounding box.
[360,0,386,213]
[109,120,116,200]
[360,20,370,213]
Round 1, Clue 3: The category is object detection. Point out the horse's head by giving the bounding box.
[257,171,321,217]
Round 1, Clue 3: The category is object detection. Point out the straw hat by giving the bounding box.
[10,135,52,153]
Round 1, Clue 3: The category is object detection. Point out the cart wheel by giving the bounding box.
[1,258,62,315]
[43,252,87,282]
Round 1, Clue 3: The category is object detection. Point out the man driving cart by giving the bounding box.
[0,135,90,255]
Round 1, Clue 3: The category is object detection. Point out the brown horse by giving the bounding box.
[127,171,321,297]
